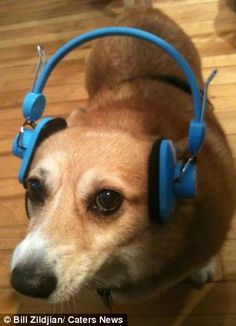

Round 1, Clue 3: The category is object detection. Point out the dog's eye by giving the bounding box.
[26,178,45,204]
[92,189,122,214]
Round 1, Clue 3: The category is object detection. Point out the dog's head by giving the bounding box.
[11,124,161,303]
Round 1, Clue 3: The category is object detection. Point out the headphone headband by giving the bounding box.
[23,27,206,154]
[34,27,202,111]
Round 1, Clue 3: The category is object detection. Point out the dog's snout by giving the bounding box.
[11,264,57,299]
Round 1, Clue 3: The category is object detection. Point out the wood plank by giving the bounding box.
[0,179,24,199]
[0,289,20,314]
[226,134,236,159]
[0,227,27,251]
[221,239,236,281]
[0,251,13,289]
[0,197,26,227]
[203,54,236,68]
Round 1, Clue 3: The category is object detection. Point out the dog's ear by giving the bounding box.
[67,107,88,127]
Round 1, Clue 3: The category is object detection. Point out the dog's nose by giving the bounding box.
[11,264,57,298]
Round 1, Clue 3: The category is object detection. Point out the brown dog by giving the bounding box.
[11,5,235,304]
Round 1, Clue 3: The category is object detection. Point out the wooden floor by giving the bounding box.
[0,0,236,324]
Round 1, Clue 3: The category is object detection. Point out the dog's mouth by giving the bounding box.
[10,235,116,304]
[10,261,104,303]
[10,237,131,306]
[10,267,117,309]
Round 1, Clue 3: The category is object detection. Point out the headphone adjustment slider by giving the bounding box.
[174,157,196,199]
[188,120,205,155]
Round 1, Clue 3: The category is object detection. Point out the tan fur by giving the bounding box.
[123,0,153,7]
[12,7,235,303]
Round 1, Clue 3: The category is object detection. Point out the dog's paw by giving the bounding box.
[189,259,215,288]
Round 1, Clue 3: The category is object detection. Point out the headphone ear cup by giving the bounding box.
[148,139,177,224]
[148,138,163,224]
[12,117,67,184]
[158,140,177,223]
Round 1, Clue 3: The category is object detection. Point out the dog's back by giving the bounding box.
[86,6,203,97]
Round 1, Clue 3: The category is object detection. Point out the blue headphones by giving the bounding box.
[12,27,216,224]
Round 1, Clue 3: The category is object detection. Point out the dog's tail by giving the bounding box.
[123,0,153,8]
